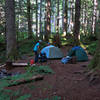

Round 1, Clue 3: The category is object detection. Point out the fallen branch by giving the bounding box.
[8,75,44,87]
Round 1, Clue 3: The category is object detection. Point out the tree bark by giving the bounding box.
[73,0,81,46]
[56,0,59,34]
[27,0,33,39]
[62,0,65,34]
[89,0,100,69]
[93,0,98,35]
[53,0,61,47]
[39,0,42,34]
[63,0,68,35]
[36,0,38,38]
[45,0,51,42]
[5,0,17,60]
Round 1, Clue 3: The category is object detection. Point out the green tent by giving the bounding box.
[67,46,88,61]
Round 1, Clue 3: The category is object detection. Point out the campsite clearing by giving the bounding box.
[3,47,100,100]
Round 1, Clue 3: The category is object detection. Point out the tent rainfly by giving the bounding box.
[41,45,64,59]
[67,46,88,61]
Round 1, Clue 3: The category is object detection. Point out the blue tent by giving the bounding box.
[41,45,64,59]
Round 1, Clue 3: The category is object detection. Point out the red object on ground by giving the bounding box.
[30,59,34,65]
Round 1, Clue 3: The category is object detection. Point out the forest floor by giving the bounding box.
[4,47,100,100]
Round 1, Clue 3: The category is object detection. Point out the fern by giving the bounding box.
[16,94,31,100]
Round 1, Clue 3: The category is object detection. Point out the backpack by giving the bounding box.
[61,56,72,64]
[39,53,47,62]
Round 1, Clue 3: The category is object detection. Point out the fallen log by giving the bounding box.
[12,63,28,66]
[0,64,6,68]
[0,62,33,70]
[1,62,29,68]
[8,75,44,87]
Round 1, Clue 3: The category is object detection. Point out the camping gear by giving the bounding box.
[67,46,88,61]
[39,52,47,62]
[30,59,34,65]
[40,45,64,59]
[68,56,77,64]
[61,56,72,64]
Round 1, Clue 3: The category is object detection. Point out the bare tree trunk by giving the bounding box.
[63,0,68,36]
[36,0,38,38]
[53,0,61,47]
[45,0,51,42]
[5,0,17,60]
[27,0,32,39]
[81,3,84,34]
[56,0,59,34]
[70,0,74,33]
[62,0,65,33]
[71,1,74,23]
[39,0,42,35]
[39,0,43,39]
[84,1,87,34]
[93,0,98,35]
[89,0,100,69]
[73,0,81,46]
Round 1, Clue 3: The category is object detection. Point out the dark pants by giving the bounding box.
[34,51,39,63]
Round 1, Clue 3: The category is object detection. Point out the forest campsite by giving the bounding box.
[0,0,100,100]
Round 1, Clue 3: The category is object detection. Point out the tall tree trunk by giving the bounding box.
[91,0,95,34]
[89,0,100,69]
[54,0,61,47]
[36,0,38,38]
[71,1,74,23]
[62,0,65,34]
[5,0,17,60]
[73,0,81,46]
[84,1,87,35]
[81,3,84,34]
[56,0,59,34]
[39,0,42,34]
[63,0,68,36]
[27,0,32,39]
[45,0,51,42]
[39,0,43,39]
[93,0,98,35]
[69,0,74,33]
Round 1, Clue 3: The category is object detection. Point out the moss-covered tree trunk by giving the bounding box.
[73,0,81,46]
[89,0,100,69]
[5,0,17,61]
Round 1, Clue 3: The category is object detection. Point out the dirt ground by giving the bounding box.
[7,47,100,100]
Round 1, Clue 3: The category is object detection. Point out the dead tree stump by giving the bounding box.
[6,61,13,70]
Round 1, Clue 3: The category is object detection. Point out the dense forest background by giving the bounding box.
[0,0,99,68]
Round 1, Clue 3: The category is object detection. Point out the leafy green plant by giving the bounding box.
[86,41,97,55]
[25,65,54,74]
[39,96,61,100]
[80,34,97,44]
[0,89,21,100]
[16,94,31,100]
[18,39,33,55]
